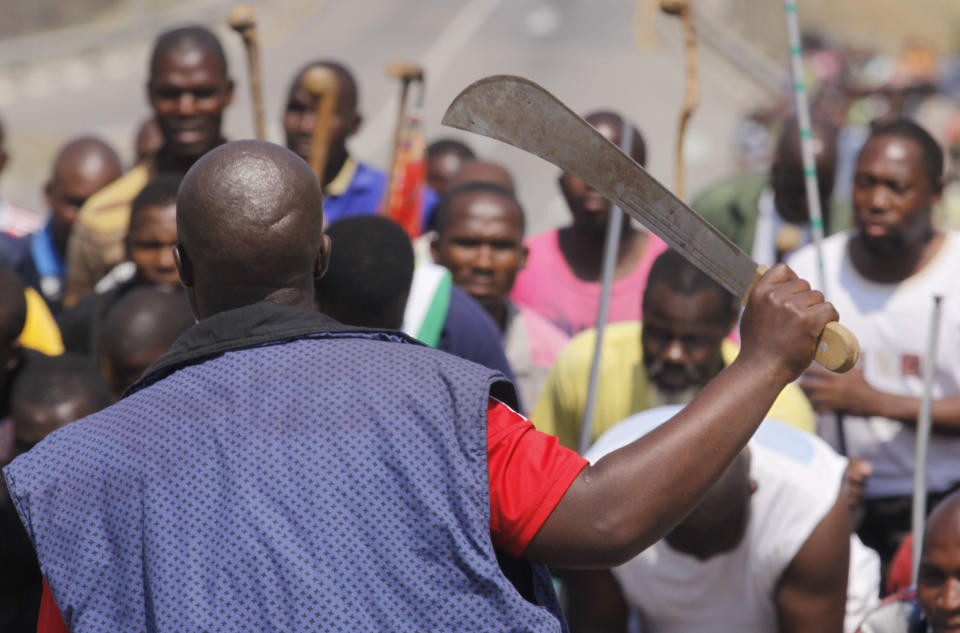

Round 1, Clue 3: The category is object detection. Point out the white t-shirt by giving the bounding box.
[586,407,878,633]
[788,230,960,497]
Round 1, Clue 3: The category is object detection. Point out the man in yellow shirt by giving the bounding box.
[532,249,814,450]
[64,26,233,305]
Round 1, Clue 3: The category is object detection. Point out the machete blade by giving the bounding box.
[442,74,756,299]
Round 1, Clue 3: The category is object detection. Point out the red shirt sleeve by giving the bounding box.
[487,398,588,557]
[37,580,68,633]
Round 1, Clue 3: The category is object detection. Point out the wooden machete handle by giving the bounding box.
[744,265,859,373]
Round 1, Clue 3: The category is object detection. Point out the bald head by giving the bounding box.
[101,286,195,399]
[917,491,960,630]
[584,110,646,166]
[46,137,122,254]
[448,160,516,194]
[150,26,227,78]
[176,140,330,319]
[771,116,838,225]
[561,110,646,234]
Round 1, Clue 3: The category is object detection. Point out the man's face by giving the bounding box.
[431,192,526,316]
[127,204,180,287]
[642,282,729,399]
[46,162,119,253]
[559,118,619,234]
[917,526,960,633]
[852,136,937,255]
[148,49,233,160]
[283,74,356,165]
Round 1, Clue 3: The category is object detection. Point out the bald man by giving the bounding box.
[426,138,476,194]
[857,491,960,633]
[283,60,438,227]
[65,25,234,305]
[510,110,666,336]
[448,159,516,194]
[1,137,121,313]
[99,286,194,400]
[4,140,839,633]
[693,115,847,266]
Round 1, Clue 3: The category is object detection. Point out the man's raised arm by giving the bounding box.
[524,264,838,568]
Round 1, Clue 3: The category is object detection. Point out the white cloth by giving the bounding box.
[586,406,878,633]
[787,230,960,497]
[751,187,811,267]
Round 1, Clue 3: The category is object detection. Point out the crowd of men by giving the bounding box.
[0,20,959,633]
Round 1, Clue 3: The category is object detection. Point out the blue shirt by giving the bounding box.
[323,160,439,230]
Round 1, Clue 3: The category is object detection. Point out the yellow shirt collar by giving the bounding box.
[324,157,357,196]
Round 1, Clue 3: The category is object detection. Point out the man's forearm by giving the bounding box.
[526,356,789,568]
[871,392,960,433]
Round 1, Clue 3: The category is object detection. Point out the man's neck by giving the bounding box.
[557,224,647,282]
[322,147,349,188]
[849,229,944,284]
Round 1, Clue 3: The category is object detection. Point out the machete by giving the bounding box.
[442,74,858,372]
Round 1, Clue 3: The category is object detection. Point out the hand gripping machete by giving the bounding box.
[442,75,858,372]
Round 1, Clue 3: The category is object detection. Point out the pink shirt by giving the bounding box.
[511,229,667,336]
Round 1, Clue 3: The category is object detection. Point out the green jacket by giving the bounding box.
[691,173,852,255]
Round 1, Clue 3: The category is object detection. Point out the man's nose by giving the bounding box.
[178,91,198,115]
[474,244,494,268]
[664,338,685,363]
[867,185,892,213]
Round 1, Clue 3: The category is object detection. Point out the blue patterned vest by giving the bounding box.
[4,305,566,632]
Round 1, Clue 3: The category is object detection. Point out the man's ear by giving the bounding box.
[0,148,8,175]
[430,234,442,264]
[173,243,194,288]
[314,234,332,279]
[222,77,236,107]
[517,245,529,271]
[43,180,54,209]
[347,112,362,138]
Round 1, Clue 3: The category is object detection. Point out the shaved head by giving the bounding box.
[448,160,516,194]
[46,136,122,254]
[918,491,960,631]
[101,287,195,399]
[51,137,121,184]
[149,26,228,78]
[771,116,838,224]
[176,140,330,319]
[584,110,646,166]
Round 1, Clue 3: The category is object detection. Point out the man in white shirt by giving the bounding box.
[789,118,960,570]
[564,406,880,633]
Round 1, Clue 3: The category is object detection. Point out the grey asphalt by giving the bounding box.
[0,0,770,234]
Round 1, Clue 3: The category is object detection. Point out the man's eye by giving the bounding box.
[194,89,217,99]
[155,89,180,100]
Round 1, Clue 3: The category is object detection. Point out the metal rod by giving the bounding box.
[579,122,633,455]
[913,294,944,583]
[783,0,849,453]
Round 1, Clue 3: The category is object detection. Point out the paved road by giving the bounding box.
[0,0,769,234]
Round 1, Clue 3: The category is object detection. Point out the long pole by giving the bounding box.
[673,2,698,200]
[579,122,634,455]
[783,0,850,454]
[912,294,944,583]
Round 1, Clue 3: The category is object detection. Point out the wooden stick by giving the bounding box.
[228,5,267,141]
[301,66,339,182]
[663,0,698,201]
[384,61,425,213]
